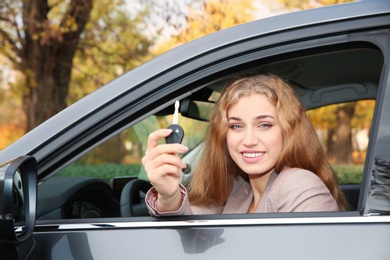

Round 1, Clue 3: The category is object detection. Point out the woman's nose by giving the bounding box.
[242,129,259,146]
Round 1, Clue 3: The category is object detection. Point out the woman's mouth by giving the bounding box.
[241,152,265,163]
[242,152,264,158]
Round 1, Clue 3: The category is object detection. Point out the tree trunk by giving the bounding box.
[333,103,356,164]
[326,128,335,160]
[21,0,93,132]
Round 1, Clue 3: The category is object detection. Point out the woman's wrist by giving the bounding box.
[156,189,183,212]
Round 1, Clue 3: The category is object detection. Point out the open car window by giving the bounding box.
[36,40,384,220]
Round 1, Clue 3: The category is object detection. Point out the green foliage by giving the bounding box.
[68,0,154,104]
[57,163,142,181]
[333,164,363,184]
[78,134,128,165]
[57,162,363,185]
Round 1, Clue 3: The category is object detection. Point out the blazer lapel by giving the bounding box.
[222,178,253,214]
[222,172,279,214]
[257,171,278,212]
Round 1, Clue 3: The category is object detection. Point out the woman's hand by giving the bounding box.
[142,129,188,212]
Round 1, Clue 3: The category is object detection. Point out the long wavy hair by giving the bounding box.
[188,73,347,211]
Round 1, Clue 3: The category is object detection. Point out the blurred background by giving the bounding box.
[1,0,368,184]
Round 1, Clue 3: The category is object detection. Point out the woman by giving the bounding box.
[142,73,347,216]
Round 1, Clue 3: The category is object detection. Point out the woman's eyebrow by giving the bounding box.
[255,115,275,120]
[228,115,275,121]
[227,116,242,121]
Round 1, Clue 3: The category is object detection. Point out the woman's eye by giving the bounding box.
[230,124,242,129]
[259,123,271,128]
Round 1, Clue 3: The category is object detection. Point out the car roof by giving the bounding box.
[1,0,389,170]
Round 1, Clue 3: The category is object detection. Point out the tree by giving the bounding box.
[0,0,170,133]
[0,0,192,157]
[333,103,356,164]
[1,0,94,131]
[153,0,256,55]
[0,80,25,149]
[67,0,154,103]
[307,101,375,164]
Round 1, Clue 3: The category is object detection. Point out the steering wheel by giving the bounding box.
[120,179,152,217]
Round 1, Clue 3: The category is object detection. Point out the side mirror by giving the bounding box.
[0,156,37,244]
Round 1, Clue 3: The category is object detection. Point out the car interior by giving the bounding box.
[36,42,383,220]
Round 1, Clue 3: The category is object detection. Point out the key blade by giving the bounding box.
[173,100,180,124]
[166,100,184,144]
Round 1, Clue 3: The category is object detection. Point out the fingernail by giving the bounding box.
[178,145,188,152]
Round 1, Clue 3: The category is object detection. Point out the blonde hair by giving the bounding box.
[188,73,347,210]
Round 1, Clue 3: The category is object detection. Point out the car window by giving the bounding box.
[58,114,208,183]
[307,100,375,186]
[35,114,207,220]
[37,42,384,220]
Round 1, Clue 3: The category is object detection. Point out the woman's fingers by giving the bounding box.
[146,129,172,151]
[145,157,183,198]
[142,128,188,199]
[144,129,188,157]
[145,142,187,160]
[144,153,185,174]
[143,128,188,167]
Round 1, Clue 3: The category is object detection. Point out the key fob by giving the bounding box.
[166,124,184,144]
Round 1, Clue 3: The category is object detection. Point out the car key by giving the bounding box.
[166,100,185,144]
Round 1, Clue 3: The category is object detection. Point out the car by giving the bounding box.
[1,0,390,259]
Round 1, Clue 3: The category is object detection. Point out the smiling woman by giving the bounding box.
[226,93,284,211]
[143,73,348,216]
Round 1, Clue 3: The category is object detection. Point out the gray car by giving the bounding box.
[1,0,390,259]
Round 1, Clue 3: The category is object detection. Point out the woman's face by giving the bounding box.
[226,93,284,176]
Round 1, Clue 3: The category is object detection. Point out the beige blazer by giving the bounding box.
[146,167,339,216]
